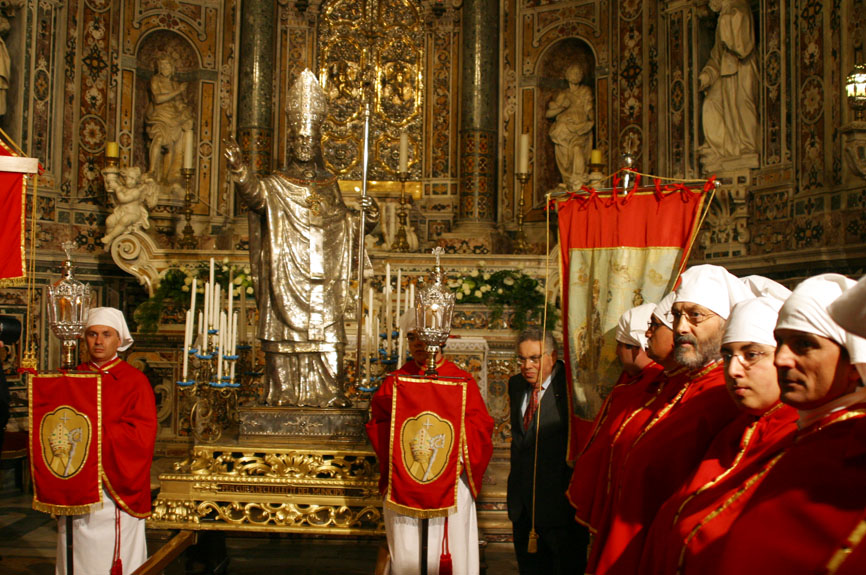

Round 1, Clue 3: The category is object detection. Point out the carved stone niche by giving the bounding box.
[841,121,866,185]
[698,170,753,259]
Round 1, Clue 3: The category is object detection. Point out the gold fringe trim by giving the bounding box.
[383,497,456,519]
[0,275,26,287]
[33,498,103,516]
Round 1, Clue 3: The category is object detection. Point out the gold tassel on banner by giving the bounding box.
[528,528,538,554]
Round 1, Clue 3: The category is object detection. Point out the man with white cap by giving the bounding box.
[507,327,588,575]
[57,307,157,575]
[715,273,866,574]
[640,285,799,575]
[567,304,663,535]
[365,311,493,575]
[588,265,749,574]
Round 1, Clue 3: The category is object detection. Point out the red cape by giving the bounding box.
[639,402,798,575]
[714,405,866,575]
[366,359,494,498]
[567,362,663,531]
[589,361,740,575]
[77,358,157,517]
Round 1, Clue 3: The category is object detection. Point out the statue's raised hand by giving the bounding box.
[223,137,245,171]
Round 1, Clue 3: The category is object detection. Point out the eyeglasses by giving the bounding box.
[647,319,666,330]
[516,354,545,365]
[667,309,717,326]
[721,350,769,369]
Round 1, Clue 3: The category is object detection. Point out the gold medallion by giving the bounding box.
[40,406,92,479]
[400,411,454,484]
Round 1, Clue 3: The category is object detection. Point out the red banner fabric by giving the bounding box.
[0,151,25,285]
[555,185,709,460]
[29,372,103,515]
[385,376,467,518]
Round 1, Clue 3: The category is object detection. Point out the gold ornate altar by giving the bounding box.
[149,440,384,535]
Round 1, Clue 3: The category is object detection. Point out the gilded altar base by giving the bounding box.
[149,440,384,535]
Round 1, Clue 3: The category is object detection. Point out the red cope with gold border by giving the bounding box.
[29,372,103,515]
[385,376,467,518]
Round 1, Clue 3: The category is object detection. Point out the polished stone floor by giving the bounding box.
[0,469,518,574]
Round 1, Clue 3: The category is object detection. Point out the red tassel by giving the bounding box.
[439,517,453,575]
[110,558,123,575]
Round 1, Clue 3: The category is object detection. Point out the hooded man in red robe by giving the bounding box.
[714,273,866,575]
[366,311,493,575]
[56,307,157,575]
[588,265,752,574]
[639,283,799,575]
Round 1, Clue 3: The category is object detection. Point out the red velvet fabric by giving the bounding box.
[366,359,494,499]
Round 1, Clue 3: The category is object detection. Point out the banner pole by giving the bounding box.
[420,517,428,575]
[66,515,74,575]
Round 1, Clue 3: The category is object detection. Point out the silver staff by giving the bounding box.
[354,104,372,384]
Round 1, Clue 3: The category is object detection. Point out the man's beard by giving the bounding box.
[674,328,723,369]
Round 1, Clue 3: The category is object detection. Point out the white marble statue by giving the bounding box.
[547,63,594,189]
[101,166,159,248]
[698,0,759,169]
[145,53,194,188]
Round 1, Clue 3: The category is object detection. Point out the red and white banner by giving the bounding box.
[385,376,467,518]
[0,137,36,287]
[29,372,103,515]
[555,178,711,459]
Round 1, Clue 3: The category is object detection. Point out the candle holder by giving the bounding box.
[46,242,93,369]
[514,172,531,254]
[177,167,197,249]
[105,155,119,171]
[392,171,411,252]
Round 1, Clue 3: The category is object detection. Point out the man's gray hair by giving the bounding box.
[516,327,557,356]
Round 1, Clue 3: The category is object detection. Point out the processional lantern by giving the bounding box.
[46,242,93,369]
[414,247,455,376]
[847,63,866,122]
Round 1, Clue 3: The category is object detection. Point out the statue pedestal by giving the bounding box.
[238,407,369,444]
[150,407,381,533]
[149,439,383,534]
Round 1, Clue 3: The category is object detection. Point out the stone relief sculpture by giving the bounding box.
[225,69,379,408]
[101,166,159,248]
[0,15,11,116]
[698,0,759,170]
[547,63,595,189]
[145,52,194,190]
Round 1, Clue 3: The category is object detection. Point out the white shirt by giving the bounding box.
[520,364,558,418]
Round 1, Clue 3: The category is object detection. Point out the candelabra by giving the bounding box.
[177,327,250,444]
[513,172,531,254]
[177,167,197,249]
[392,171,411,252]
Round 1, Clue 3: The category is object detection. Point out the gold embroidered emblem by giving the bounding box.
[307,191,324,216]
[40,406,92,479]
[400,411,454,484]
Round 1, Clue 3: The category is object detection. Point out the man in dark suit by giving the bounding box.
[508,327,589,574]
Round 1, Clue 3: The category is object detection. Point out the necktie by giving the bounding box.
[523,384,539,431]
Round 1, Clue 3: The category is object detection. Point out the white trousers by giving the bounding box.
[384,475,479,575]
[56,490,147,575]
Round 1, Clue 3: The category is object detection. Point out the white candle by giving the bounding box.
[227,269,234,343]
[217,312,225,381]
[399,132,409,173]
[190,277,197,315]
[197,310,204,348]
[518,132,530,174]
[239,285,247,343]
[183,130,194,170]
[395,268,402,327]
[182,310,191,380]
[203,282,211,344]
[213,283,221,329]
[209,258,215,290]
[409,282,415,310]
[385,264,392,354]
[367,286,374,358]
[398,328,404,366]
[230,311,238,383]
